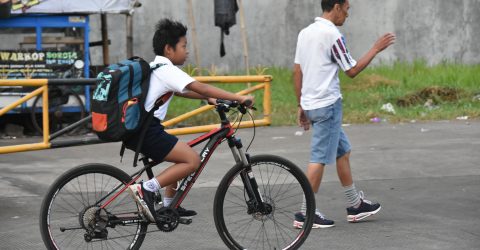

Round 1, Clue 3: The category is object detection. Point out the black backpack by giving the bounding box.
[91,57,172,166]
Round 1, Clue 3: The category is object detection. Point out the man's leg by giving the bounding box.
[336,152,353,187]
[306,163,325,192]
[294,103,339,229]
[336,131,382,222]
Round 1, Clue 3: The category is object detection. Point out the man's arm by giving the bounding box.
[293,64,310,130]
[345,32,396,78]
[293,64,303,106]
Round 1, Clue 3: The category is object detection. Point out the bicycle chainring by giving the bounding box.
[155,207,179,232]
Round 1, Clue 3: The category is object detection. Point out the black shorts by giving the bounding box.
[124,118,178,162]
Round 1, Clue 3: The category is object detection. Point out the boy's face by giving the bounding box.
[166,36,189,65]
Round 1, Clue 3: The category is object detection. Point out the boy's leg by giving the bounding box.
[157,141,200,217]
[155,141,200,187]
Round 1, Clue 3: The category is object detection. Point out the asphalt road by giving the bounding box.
[1,120,479,249]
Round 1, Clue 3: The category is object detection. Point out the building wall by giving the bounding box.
[3,0,479,72]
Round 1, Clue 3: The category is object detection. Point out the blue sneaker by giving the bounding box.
[293,211,335,229]
[347,192,381,222]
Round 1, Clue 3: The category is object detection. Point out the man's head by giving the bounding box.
[153,19,189,65]
[321,0,350,26]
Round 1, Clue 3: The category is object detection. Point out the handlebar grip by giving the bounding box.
[242,99,252,107]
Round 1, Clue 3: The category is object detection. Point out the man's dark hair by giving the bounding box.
[153,19,187,56]
[321,0,346,12]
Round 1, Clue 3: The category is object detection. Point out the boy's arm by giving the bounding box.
[175,90,216,105]
[345,33,396,78]
[184,81,253,106]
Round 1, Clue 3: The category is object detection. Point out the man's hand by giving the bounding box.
[373,33,396,54]
[297,107,310,131]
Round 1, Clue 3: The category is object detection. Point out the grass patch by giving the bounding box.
[167,61,480,126]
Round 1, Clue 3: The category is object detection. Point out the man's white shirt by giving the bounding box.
[145,56,195,120]
[294,17,357,110]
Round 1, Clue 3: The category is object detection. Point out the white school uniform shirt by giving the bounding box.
[294,17,357,110]
[145,56,195,120]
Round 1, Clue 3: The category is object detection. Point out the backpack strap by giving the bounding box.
[132,91,174,167]
[150,63,166,71]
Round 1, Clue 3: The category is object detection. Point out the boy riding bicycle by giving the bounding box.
[127,19,254,224]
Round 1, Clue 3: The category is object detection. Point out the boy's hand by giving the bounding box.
[239,95,255,108]
[207,97,217,105]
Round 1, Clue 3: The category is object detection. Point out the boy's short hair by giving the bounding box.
[321,0,346,12]
[153,19,188,56]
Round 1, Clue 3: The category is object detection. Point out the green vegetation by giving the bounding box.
[167,61,480,126]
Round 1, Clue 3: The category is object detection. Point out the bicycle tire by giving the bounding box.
[39,163,148,250]
[213,154,315,250]
[30,91,86,136]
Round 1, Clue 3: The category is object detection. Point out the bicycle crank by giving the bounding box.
[155,207,180,232]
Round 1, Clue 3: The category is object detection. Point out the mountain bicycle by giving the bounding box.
[39,100,315,250]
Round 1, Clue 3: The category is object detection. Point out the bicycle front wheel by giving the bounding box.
[39,163,147,250]
[214,155,315,250]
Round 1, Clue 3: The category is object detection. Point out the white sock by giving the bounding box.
[344,183,361,208]
[163,197,173,207]
[143,178,161,192]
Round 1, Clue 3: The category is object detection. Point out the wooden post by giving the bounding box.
[188,0,201,75]
[126,14,133,58]
[101,14,110,65]
[237,0,250,76]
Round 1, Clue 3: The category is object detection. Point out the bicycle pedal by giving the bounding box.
[178,217,192,225]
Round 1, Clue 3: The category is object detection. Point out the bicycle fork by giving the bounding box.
[228,137,272,216]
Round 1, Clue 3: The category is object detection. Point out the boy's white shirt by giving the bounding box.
[294,17,357,110]
[145,56,195,120]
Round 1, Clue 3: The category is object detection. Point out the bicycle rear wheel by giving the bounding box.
[214,155,315,250]
[39,163,148,250]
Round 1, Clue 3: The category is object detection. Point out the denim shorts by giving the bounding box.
[304,98,351,165]
[123,118,178,162]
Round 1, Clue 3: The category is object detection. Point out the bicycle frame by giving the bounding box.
[100,103,267,216]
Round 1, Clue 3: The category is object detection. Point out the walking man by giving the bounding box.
[293,0,396,228]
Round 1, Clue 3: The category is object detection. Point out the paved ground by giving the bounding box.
[0,120,479,249]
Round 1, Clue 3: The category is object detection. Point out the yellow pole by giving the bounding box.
[263,78,272,123]
[0,143,51,154]
[163,104,215,127]
[0,86,44,116]
[41,85,50,144]
[0,79,47,86]
[166,119,270,136]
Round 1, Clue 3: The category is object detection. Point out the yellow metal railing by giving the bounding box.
[0,79,50,153]
[164,75,272,135]
[0,75,272,154]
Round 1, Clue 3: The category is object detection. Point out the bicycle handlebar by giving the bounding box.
[215,99,255,114]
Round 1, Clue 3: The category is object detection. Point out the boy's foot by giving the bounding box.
[128,182,157,222]
[347,193,381,222]
[177,206,197,217]
[293,211,335,229]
